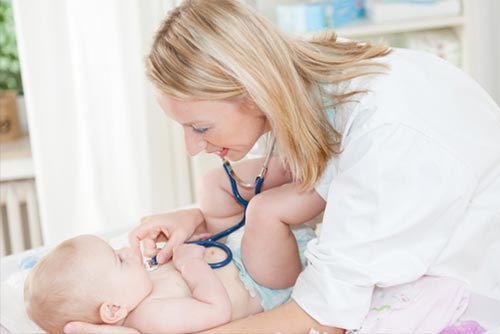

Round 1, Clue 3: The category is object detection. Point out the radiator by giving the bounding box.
[0,179,43,256]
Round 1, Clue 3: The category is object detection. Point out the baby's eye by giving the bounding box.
[192,126,209,134]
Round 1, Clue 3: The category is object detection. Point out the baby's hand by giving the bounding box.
[172,244,205,272]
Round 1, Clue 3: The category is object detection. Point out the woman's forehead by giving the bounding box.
[157,93,241,123]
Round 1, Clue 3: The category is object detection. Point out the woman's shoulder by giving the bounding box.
[341,48,465,123]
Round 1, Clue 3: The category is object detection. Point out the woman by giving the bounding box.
[64,0,500,333]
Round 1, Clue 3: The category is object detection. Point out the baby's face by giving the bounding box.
[74,235,153,309]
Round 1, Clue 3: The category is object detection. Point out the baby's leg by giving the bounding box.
[197,157,291,235]
[241,184,325,289]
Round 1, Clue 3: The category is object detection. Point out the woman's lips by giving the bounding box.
[218,148,229,157]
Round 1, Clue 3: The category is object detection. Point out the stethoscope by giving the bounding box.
[149,138,275,269]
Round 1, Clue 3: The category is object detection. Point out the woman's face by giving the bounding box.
[155,90,270,161]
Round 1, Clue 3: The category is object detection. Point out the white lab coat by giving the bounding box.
[292,48,500,329]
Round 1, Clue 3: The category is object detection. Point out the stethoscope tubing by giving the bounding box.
[149,167,261,269]
[223,161,250,207]
[186,239,233,269]
[150,139,274,269]
[190,166,262,268]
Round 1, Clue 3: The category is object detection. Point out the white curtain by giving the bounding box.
[12,0,218,244]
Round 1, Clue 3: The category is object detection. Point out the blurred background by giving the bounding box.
[0,0,498,256]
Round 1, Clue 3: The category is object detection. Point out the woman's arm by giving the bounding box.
[64,322,139,334]
[64,301,343,334]
[200,300,344,334]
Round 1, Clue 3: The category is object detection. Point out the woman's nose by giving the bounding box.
[184,131,207,156]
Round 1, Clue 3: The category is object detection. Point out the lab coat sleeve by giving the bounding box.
[314,158,337,200]
[292,123,473,329]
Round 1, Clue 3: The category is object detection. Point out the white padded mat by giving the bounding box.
[2,230,500,334]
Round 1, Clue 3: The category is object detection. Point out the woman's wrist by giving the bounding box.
[184,207,206,230]
[198,300,344,334]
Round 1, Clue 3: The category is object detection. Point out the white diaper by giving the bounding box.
[226,225,315,310]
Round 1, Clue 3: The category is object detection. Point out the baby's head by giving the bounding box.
[24,234,153,334]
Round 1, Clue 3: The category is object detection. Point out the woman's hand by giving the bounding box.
[64,322,140,334]
[128,208,205,264]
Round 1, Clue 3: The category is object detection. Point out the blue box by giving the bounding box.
[277,3,325,33]
[324,0,365,29]
[276,0,366,33]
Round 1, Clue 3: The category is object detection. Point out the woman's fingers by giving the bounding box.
[128,224,154,258]
[141,238,158,257]
[129,209,204,261]
[155,230,189,264]
[129,224,168,258]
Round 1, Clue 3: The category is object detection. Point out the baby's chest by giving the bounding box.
[149,265,192,299]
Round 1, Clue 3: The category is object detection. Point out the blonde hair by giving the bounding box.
[24,240,101,334]
[147,0,391,189]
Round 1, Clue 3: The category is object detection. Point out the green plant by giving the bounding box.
[0,0,23,93]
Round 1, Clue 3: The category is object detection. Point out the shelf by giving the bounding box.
[300,14,465,39]
[0,136,35,181]
[336,14,466,38]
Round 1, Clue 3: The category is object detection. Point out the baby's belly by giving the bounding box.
[205,247,263,320]
[151,247,263,320]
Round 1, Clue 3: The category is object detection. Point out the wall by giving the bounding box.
[467,0,500,105]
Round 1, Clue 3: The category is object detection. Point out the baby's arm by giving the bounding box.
[172,244,232,322]
[128,244,232,333]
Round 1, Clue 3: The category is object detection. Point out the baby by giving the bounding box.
[24,227,314,334]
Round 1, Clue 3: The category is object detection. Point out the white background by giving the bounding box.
[10,0,500,245]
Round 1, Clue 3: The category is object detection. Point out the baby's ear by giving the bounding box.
[99,302,128,324]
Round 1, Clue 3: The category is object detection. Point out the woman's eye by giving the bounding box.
[192,126,208,134]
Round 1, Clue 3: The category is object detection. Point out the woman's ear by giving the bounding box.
[242,95,261,115]
[99,302,128,324]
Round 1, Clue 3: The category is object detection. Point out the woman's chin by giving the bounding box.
[226,151,247,162]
